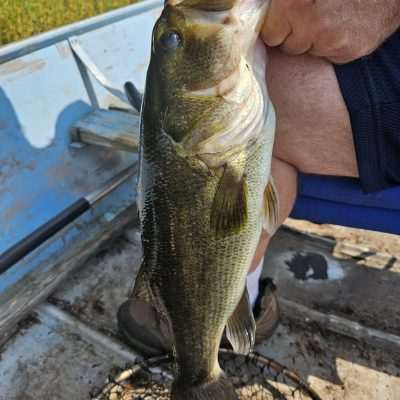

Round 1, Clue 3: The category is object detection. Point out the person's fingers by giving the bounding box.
[279,1,315,55]
[261,0,292,47]
[280,32,313,55]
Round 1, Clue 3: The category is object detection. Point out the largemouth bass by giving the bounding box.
[133,0,278,398]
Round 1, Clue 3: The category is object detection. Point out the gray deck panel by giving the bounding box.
[257,321,400,400]
[263,228,400,337]
[0,225,391,399]
[0,312,128,400]
[1,311,399,400]
[48,224,142,335]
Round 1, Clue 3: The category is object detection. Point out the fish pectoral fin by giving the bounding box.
[226,289,256,355]
[263,177,279,236]
[211,165,248,237]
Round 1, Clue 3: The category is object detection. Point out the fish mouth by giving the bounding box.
[166,0,266,13]
[166,0,237,12]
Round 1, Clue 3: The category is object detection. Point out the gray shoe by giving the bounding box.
[117,279,280,356]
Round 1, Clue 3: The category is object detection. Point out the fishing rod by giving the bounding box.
[0,164,137,275]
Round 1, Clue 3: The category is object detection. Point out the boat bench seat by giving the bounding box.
[70,108,140,153]
[292,175,400,235]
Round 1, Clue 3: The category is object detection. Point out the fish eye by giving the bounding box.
[159,30,182,50]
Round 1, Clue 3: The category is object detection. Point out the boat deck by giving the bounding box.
[1,222,399,400]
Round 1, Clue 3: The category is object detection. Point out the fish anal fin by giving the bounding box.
[226,289,256,355]
[132,262,172,320]
[211,165,248,237]
[263,177,279,235]
[132,265,170,321]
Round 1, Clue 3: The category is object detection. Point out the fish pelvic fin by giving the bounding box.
[263,177,279,236]
[171,373,239,400]
[211,165,248,238]
[131,264,175,347]
[132,264,170,321]
[226,288,256,355]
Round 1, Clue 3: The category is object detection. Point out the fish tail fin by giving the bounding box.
[171,373,238,400]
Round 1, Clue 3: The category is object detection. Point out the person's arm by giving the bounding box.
[261,0,400,63]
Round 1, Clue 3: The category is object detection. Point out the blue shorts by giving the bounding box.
[334,31,400,193]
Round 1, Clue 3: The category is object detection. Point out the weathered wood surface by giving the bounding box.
[70,109,140,153]
[265,227,400,338]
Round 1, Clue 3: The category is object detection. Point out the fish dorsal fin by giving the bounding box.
[226,289,256,355]
[211,165,248,237]
[263,178,279,235]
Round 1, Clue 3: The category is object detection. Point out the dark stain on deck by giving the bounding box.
[286,252,328,281]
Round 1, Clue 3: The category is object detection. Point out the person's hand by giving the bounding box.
[261,0,400,63]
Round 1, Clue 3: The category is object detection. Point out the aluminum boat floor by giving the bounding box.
[1,222,399,400]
